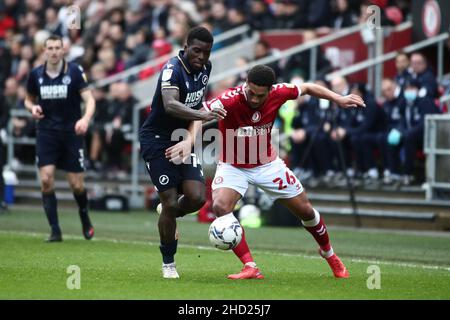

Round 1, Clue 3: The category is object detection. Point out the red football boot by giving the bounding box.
[320,250,349,278]
[227,265,265,280]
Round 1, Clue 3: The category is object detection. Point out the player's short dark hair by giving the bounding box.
[45,34,63,47]
[247,65,276,88]
[187,26,213,45]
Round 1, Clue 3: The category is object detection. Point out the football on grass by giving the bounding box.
[208,217,243,250]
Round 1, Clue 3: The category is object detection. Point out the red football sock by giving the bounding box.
[302,209,332,253]
[232,227,254,265]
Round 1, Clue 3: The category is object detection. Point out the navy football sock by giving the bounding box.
[42,192,60,234]
[160,239,178,264]
[73,190,91,227]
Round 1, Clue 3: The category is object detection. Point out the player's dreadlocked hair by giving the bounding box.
[187,26,214,45]
[247,65,276,88]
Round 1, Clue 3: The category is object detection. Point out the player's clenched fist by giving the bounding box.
[74,117,89,136]
[31,105,44,120]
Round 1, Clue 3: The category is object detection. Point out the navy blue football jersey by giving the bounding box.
[26,60,89,132]
[139,50,212,142]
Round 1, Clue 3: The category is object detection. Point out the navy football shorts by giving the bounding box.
[36,129,85,173]
[140,140,204,193]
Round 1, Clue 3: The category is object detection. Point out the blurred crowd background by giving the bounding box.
[1,0,449,187]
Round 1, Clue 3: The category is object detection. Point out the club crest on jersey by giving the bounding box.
[214,176,223,184]
[202,75,208,85]
[251,111,261,123]
[62,75,71,85]
[159,175,169,185]
[39,78,43,84]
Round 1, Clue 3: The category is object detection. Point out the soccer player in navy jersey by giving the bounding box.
[24,35,96,242]
[140,27,227,278]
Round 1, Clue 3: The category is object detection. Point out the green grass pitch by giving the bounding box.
[1,207,450,299]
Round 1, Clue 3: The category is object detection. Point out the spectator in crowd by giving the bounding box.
[380,77,406,184]
[272,0,305,29]
[102,82,136,178]
[44,6,64,37]
[305,0,333,28]
[124,28,153,69]
[290,79,334,186]
[410,52,439,99]
[350,83,386,184]
[395,51,412,89]
[385,80,441,185]
[328,78,382,183]
[3,77,35,165]
[328,76,354,181]
[247,0,275,31]
[330,0,359,30]
[87,86,110,174]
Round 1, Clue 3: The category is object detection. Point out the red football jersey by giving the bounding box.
[203,83,301,168]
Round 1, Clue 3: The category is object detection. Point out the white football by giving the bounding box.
[208,217,243,250]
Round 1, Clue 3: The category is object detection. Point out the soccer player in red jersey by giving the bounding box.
[167,65,365,279]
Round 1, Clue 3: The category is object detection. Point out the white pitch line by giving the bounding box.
[2,230,450,273]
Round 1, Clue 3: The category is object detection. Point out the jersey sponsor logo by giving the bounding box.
[40,85,68,99]
[62,75,71,85]
[159,175,170,185]
[236,122,273,137]
[185,87,206,107]
[251,111,261,123]
[162,69,173,81]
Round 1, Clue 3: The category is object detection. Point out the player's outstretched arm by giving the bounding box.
[162,88,226,121]
[75,89,96,136]
[299,83,366,109]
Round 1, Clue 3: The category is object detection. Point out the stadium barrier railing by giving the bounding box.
[424,114,450,200]
[325,32,449,99]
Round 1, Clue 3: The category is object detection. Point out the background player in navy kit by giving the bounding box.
[139,27,226,278]
[24,35,96,242]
